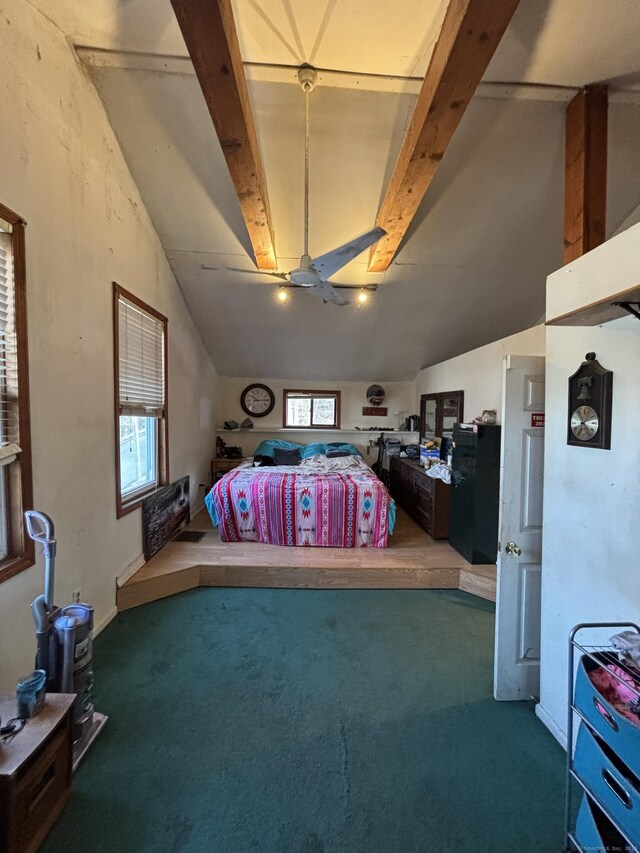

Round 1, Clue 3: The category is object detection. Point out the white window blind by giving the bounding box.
[0,226,20,464]
[118,296,165,418]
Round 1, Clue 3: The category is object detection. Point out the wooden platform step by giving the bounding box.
[117,508,496,612]
[117,561,495,611]
[459,566,498,602]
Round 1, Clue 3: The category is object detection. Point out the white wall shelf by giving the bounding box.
[216,428,419,435]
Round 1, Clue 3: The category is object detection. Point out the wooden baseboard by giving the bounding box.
[117,554,146,588]
[95,605,118,635]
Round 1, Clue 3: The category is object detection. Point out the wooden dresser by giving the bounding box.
[0,694,74,853]
[390,456,451,539]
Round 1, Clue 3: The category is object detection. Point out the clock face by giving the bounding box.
[241,384,275,417]
[570,405,599,441]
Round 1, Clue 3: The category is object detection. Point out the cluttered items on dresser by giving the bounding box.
[216,437,243,459]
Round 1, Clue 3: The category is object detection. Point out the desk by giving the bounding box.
[0,693,74,853]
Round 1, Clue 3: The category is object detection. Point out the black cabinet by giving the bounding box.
[450,423,501,564]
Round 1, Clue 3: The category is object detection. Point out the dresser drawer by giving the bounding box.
[574,723,640,846]
[415,477,435,504]
[574,654,640,780]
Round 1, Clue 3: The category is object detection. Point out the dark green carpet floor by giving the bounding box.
[42,589,564,853]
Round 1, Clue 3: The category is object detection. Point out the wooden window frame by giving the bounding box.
[0,202,34,584]
[113,283,169,518]
[283,390,341,430]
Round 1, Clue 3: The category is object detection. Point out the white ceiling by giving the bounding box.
[27,0,640,378]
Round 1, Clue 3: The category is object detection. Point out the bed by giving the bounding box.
[205,442,396,548]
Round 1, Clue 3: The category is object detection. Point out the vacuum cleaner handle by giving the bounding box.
[25,510,57,610]
[24,510,56,550]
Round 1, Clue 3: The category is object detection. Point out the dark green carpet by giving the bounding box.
[42,589,564,852]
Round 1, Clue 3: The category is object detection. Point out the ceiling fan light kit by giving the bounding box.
[228,65,385,307]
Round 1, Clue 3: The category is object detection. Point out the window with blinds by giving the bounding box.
[0,227,20,466]
[118,296,166,418]
[0,205,34,581]
[114,284,168,515]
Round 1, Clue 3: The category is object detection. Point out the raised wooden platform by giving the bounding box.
[118,508,496,611]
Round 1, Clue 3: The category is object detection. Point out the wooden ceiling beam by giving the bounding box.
[563,86,608,265]
[171,0,277,270]
[368,0,521,273]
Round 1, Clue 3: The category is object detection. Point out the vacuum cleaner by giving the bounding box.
[25,510,107,768]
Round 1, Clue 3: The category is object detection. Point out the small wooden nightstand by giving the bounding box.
[211,457,248,483]
[0,693,74,853]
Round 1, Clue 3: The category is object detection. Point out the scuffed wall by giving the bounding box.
[0,2,218,686]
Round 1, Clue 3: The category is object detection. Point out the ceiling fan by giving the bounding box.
[228,65,385,306]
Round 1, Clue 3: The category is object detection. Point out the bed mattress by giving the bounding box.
[206,454,395,548]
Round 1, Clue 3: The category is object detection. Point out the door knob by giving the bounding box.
[505,541,522,556]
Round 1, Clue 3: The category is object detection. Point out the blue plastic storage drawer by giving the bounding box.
[575,792,638,852]
[574,722,640,846]
[575,654,640,779]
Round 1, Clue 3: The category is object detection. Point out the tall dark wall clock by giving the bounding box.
[241,383,275,417]
[567,352,612,449]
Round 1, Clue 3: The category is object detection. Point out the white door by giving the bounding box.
[494,355,545,701]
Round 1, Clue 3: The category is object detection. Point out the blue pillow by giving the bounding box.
[252,439,303,460]
[300,442,327,459]
[325,443,362,457]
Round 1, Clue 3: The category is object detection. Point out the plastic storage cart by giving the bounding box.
[566,622,640,852]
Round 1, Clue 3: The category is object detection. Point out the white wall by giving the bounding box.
[415,325,546,422]
[218,378,417,456]
[538,225,640,742]
[0,3,218,688]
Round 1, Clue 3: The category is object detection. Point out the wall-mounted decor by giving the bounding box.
[366,384,385,406]
[142,476,190,560]
[363,406,388,416]
[240,383,275,417]
[567,352,612,449]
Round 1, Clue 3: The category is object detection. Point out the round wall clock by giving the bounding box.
[570,406,599,441]
[240,383,275,417]
[567,353,612,449]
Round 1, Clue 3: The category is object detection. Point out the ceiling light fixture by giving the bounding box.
[277,287,288,303]
[358,289,368,304]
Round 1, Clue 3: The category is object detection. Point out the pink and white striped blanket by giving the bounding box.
[207,455,393,548]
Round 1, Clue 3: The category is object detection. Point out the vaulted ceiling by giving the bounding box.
[30,1,640,378]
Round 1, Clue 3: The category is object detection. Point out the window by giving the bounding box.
[283,390,340,429]
[0,204,34,583]
[113,283,168,517]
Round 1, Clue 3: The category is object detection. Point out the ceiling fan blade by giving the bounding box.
[311,226,386,280]
[327,283,378,291]
[226,267,289,281]
[308,283,350,307]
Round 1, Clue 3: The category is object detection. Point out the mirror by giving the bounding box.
[419,391,464,440]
